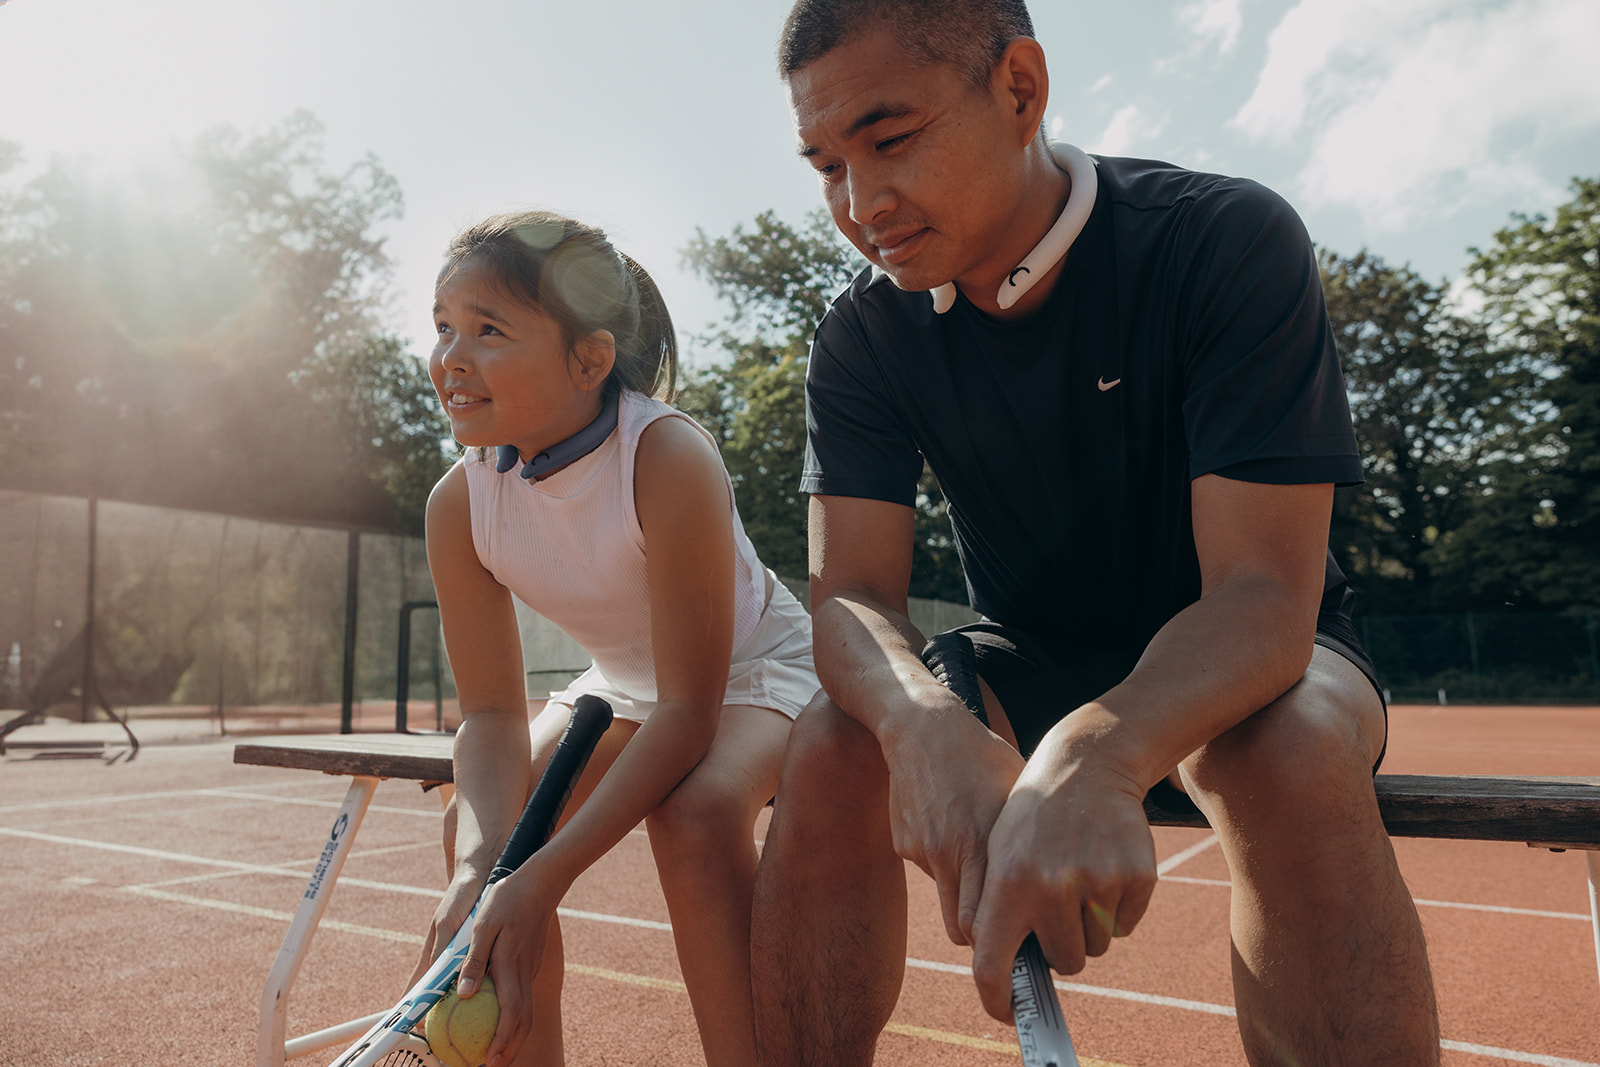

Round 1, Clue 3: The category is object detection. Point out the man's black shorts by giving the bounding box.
[950,611,1386,767]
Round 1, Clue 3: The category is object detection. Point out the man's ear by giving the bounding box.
[992,36,1050,147]
[572,328,617,391]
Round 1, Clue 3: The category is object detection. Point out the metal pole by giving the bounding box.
[1586,609,1599,702]
[82,498,97,723]
[339,531,360,734]
[395,603,412,733]
[1465,612,1481,700]
[432,626,444,732]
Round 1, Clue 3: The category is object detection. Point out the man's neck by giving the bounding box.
[939,142,1096,321]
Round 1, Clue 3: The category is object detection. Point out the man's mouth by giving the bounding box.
[870,227,929,265]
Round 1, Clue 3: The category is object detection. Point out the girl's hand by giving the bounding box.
[407,866,488,991]
[457,861,564,1067]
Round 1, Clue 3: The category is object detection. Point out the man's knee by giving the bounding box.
[1184,649,1385,811]
[763,692,891,859]
[780,692,888,796]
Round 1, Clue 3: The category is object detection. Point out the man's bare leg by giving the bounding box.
[1181,645,1440,1065]
[751,694,906,1067]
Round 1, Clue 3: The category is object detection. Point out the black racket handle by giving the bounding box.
[487,695,612,886]
[922,632,989,726]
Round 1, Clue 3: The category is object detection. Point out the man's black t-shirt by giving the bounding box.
[801,154,1363,671]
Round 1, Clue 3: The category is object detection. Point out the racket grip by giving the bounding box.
[921,632,988,726]
[918,635,1080,1067]
[488,695,613,885]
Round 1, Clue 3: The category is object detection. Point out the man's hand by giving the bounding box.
[968,745,1157,1023]
[883,707,1027,946]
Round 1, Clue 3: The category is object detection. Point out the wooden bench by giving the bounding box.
[234,734,1600,1067]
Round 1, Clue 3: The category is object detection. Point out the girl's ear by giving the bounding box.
[572,328,617,391]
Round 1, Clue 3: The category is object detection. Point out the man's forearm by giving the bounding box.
[1037,573,1319,791]
[812,591,964,746]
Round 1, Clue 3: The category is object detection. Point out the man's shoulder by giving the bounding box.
[1091,154,1303,236]
[816,263,936,342]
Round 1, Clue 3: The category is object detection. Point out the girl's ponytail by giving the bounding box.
[618,252,677,403]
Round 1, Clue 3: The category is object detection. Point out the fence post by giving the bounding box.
[1465,612,1481,700]
[81,498,97,723]
[1587,609,1600,702]
[395,601,440,733]
[339,531,360,734]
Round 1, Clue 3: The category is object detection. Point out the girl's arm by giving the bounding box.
[415,461,535,959]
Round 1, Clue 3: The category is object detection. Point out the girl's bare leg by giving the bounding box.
[646,704,792,1067]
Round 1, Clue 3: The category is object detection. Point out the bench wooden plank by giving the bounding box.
[1144,774,1600,849]
[235,736,1600,849]
[234,734,454,783]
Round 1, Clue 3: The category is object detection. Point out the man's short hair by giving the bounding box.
[778,0,1036,90]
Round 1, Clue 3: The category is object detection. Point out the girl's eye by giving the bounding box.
[479,323,503,337]
[435,321,452,336]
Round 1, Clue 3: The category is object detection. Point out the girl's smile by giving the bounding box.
[429,256,607,459]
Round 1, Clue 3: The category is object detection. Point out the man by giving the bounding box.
[749,1,1441,1064]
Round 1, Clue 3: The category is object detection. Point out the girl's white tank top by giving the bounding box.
[464,390,770,702]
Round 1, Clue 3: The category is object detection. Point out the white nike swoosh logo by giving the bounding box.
[1098,377,1122,392]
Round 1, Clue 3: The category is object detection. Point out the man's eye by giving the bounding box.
[876,133,910,152]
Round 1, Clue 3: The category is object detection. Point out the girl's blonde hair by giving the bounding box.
[440,210,678,402]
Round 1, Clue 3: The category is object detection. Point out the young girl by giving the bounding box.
[414,210,816,1066]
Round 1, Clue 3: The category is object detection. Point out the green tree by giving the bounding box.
[1433,177,1600,609]
[679,212,858,582]
[0,113,449,531]
[1320,250,1490,613]
[680,211,968,599]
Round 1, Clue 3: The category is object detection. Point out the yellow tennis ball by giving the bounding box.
[425,974,499,1067]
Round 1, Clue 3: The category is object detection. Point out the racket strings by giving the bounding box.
[370,1032,442,1066]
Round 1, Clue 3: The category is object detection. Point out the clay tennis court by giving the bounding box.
[2,702,1597,1066]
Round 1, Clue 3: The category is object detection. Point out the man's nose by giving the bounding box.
[846,165,893,226]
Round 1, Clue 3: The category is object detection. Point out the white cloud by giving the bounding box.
[1086,105,1167,156]
[1178,0,1244,53]
[1231,0,1600,228]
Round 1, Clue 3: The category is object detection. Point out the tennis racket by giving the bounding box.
[921,633,1080,1067]
[328,695,614,1067]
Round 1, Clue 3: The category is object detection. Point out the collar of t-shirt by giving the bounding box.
[929,141,1099,315]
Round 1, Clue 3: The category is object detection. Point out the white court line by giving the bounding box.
[1156,833,1218,875]
[1161,873,1590,922]
[904,957,1600,1067]
[20,819,1600,1066]
[0,777,330,815]
[906,956,1235,1018]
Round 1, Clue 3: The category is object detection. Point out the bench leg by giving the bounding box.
[1589,851,1600,1002]
[256,775,380,1067]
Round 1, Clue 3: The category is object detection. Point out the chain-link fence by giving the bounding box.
[4,489,1594,744]
[1359,610,1600,705]
[0,490,447,735]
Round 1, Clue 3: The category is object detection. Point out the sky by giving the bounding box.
[2,0,1597,368]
